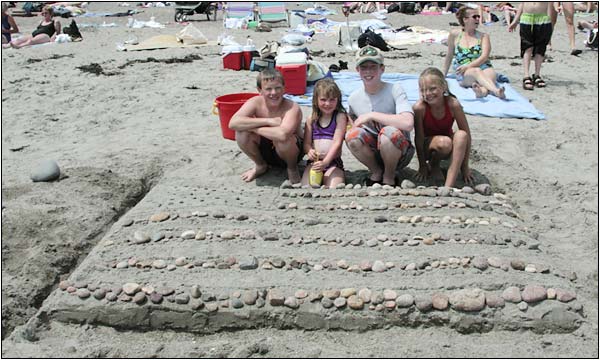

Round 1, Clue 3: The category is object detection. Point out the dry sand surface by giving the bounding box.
[1,1,598,358]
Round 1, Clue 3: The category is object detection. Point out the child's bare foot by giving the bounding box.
[430,166,445,186]
[287,167,301,184]
[241,164,268,182]
[472,83,487,98]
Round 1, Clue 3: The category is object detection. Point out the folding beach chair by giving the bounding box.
[223,2,256,21]
[256,2,289,27]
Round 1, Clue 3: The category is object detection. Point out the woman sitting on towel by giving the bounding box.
[442,6,506,99]
[5,5,61,49]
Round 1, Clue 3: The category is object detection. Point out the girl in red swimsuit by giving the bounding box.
[413,67,474,188]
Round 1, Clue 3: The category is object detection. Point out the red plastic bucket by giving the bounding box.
[212,93,259,140]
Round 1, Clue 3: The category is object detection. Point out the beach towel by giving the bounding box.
[285,72,546,120]
[124,35,217,51]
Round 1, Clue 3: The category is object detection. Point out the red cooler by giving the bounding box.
[242,45,256,70]
[275,52,308,95]
[222,45,243,71]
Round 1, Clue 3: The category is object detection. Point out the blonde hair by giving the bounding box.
[418,67,454,98]
[310,78,345,124]
[256,68,284,89]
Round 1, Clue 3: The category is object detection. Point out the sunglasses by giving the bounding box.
[359,46,379,56]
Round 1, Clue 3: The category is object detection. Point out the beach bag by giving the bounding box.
[259,41,279,59]
[387,3,400,13]
[176,24,207,45]
[62,19,82,41]
[399,2,416,14]
[358,28,390,51]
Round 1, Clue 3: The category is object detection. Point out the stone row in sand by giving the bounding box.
[55,280,579,317]
[105,254,553,275]
[123,228,531,247]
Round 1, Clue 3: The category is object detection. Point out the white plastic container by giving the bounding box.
[275,52,307,65]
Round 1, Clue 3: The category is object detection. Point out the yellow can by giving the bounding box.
[309,168,323,187]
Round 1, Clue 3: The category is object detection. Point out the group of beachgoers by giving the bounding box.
[2,2,596,187]
[231,3,595,188]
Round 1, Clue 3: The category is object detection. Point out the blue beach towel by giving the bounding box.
[285,72,546,120]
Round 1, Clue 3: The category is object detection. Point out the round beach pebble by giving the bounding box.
[150,292,163,304]
[122,283,141,295]
[396,294,414,308]
[415,295,433,312]
[133,231,150,244]
[243,290,258,305]
[59,281,71,291]
[76,288,91,299]
[106,292,118,302]
[333,297,347,308]
[133,292,146,304]
[485,293,505,308]
[93,289,107,300]
[152,260,167,269]
[431,293,449,310]
[231,298,244,309]
[502,286,522,303]
[372,260,387,272]
[30,160,60,182]
[521,285,547,303]
[449,288,485,312]
[149,212,170,222]
[474,183,492,195]
[181,230,196,239]
[555,289,576,302]
[284,296,299,309]
[347,295,364,310]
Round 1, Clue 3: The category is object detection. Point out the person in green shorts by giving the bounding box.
[508,2,553,90]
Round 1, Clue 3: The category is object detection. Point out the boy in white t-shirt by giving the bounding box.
[345,45,415,186]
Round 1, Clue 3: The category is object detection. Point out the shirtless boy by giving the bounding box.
[509,2,553,90]
[229,69,303,184]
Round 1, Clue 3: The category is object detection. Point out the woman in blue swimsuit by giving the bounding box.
[7,5,61,49]
[442,6,506,99]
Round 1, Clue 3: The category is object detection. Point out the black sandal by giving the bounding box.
[365,177,382,186]
[522,76,534,90]
[532,74,546,88]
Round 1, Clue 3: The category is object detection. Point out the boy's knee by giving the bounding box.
[346,137,365,151]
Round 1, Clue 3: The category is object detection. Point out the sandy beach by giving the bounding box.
[1,1,598,357]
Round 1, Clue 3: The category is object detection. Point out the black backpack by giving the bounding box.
[387,3,400,13]
[399,2,416,14]
[62,20,82,41]
[358,29,390,51]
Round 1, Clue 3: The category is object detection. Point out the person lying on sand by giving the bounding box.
[229,69,303,184]
[4,5,60,49]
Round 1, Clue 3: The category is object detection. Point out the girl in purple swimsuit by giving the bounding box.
[301,78,348,189]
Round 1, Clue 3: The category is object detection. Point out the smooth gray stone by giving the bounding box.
[30,160,60,182]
